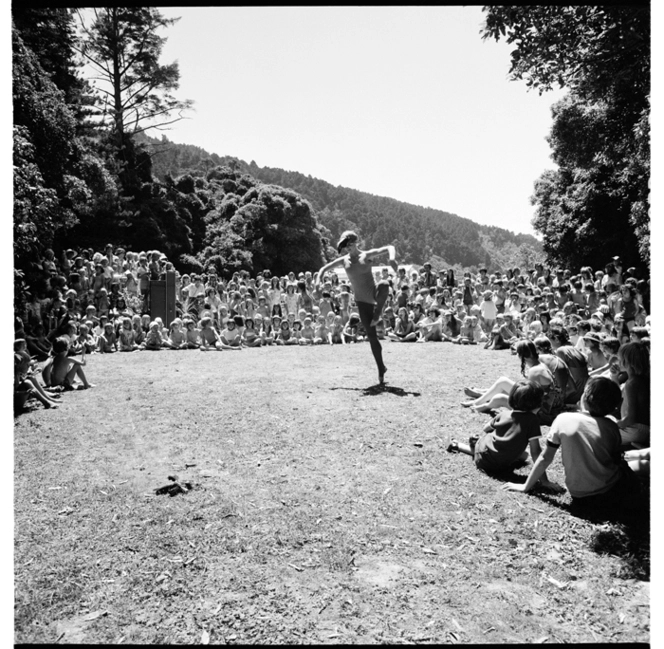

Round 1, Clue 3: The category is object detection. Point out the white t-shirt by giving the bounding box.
[545,412,623,498]
[480,298,497,319]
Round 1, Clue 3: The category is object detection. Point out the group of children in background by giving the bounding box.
[15,245,650,518]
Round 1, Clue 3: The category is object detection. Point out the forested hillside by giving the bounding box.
[144,134,544,272]
[13,6,648,315]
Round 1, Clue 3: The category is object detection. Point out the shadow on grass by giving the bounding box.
[495,472,650,581]
[330,384,421,397]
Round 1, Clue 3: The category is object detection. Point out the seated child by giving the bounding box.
[329,314,345,344]
[502,377,643,512]
[416,307,443,342]
[300,316,315,345]
[76,323,96,354]
[141,321,164,351]
[388,307,417,342]
[219,316,243,350]
[24,323,52,360]
[242,317,263,347]
[97,322,118,353]
[469,315,487,344]
[118,316,139,352]
[453,316,476,345]
[276,320,297,345]
[614,341,649,449]
[313,315,331,344]
[343,314,363,343]
[254,314,273,345]
[14,339,61,407]
[184,318,201,349]
[448,380,547,476]
[166,318,187,349]
[42,337,94,390]
[199,316,223,350]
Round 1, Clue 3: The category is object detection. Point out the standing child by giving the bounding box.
[337,284,352,324]
[318,292,335,320]
[283,283,299,317]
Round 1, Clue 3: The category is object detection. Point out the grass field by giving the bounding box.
[14,342,650,644]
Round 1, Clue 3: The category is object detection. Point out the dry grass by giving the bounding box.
[14,342,650,643]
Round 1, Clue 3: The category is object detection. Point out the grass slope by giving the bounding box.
[14,343,649,644]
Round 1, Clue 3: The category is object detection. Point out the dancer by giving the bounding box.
[314,231,398,383]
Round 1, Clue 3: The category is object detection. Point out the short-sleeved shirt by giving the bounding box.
[473,410,541,473]
[545,412,623,498]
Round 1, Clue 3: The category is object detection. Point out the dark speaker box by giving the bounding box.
[149,271,176,324]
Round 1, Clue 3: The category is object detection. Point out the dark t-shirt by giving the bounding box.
[473,410,541,473]
[555,345,589,404]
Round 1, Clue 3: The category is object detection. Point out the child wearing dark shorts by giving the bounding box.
[448,380,549,477]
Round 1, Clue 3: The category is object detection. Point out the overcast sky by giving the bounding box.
[150,6,568,237]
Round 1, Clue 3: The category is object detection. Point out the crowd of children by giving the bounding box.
[15,246,651,512]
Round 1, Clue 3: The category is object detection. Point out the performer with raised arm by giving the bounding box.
[315,230,398,384]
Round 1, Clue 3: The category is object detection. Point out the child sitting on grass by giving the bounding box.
[614,341,649,449]
[97,322,118,353]
[502,377,643,513]
[199,316,223,351]
[343,313,363,343]
[14,339,61,407]
[219,316,243,350]
[448,380,549,477]
[42,337,94,390]
[141,321,164,351]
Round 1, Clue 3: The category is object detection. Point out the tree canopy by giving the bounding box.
[482,5,650,268]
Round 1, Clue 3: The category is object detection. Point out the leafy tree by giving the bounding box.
[482,5,650,268]
[75,8,192,184]
[198,167,326,277]
[481,6,649,107]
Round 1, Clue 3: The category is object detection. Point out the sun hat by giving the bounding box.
[583,332,602,344]
[337,230,358,253]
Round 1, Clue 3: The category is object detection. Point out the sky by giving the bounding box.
[147,6,568,238]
